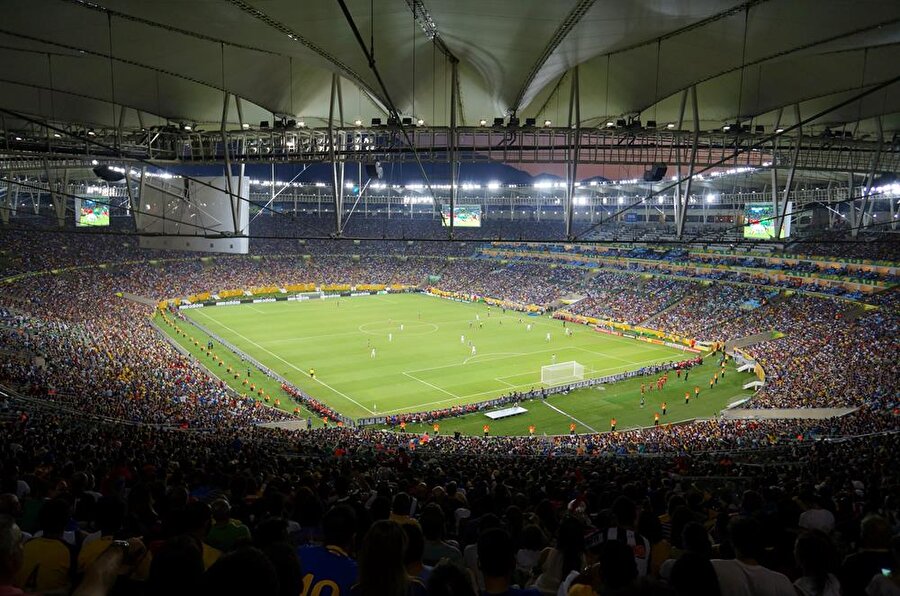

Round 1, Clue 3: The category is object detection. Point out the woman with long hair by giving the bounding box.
[352,520,426,596]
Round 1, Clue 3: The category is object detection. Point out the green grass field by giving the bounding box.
[168,293,756,435]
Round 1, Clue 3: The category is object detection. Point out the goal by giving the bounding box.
[541,361,585,385]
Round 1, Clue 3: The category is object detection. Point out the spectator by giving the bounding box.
[421,503,463,567]
[711,517,795,596]
[352,520,426,596]
[298,505,358,595]
[206,498,251,553]
[841,516,895,596]
[477,528,539,596]
[15,499,72,594]
[794,530,841,596]
[426,561,477,596]
[864,535,900,596]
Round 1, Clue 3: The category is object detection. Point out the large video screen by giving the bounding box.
[743,203,791,239]
[440,204,481,228]
[76,198,110,227]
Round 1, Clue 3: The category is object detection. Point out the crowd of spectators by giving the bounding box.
[0,392,898,596]
[0,220,898,595]
[565,273,699,326]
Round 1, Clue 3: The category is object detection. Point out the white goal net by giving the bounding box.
[541,361,585,385]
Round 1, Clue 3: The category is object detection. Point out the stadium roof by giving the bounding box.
[0,0,898,134]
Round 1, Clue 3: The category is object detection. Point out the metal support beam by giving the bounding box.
[449,61,459,240]
[672,89,687,234]
[0,176,12,224]
[677,86,699,238]
[565,66,580,240]
[221,92,240,234]
[775,104,801,239]
[235,96,244,131]
[854,115,883,237]
[45,161,67,228]
[122,163,138,221]
[328,73,345,236]
[137,167,146,232]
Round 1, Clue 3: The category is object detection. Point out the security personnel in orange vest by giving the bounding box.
[433,423,439,435]
[483,424,490,437]
[610,418,617,432]
[654,412,660,426]
[661,401,667,415]
[569,422,576,435]
[529,424,536,436]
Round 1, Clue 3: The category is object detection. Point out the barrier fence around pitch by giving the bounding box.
[175,312,356,427]
[356,357,699,427]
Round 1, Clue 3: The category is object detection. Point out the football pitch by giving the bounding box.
[166,293,757,435]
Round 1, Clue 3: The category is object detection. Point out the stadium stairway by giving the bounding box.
[725,331,776,351]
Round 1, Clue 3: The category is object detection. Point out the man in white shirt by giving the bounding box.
[798,495,836,534]
[712,517,796,596]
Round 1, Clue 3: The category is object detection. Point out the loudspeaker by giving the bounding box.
[643,164,667,182]
[365,162,384,180]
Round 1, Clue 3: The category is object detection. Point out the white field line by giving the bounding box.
[402,372,460,399]
[195,310,375,416]
[542,401,599,433]
[462,352,524,365]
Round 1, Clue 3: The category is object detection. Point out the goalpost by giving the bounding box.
[541,361,585,385]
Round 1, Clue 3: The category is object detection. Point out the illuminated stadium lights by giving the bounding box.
[479,119,487,126]
[297,120,306,128]
[617,197,624,204]
[417,119,425,126]
[242,123,250,129]
[775,127,785,133]
[666,122,676,129]
[605,121,615,127]
[706,194,717,202]
[53,133,61,138]
[14,136,22,141]
[589,181,597,186]
[91,159,99,165]
[354,119,362,126]
[314,182,326,187]
[658,196,665,203]
[543,119,552,127]
[87,129,96,136]
[533,181,553,189]
[487,181,501,190]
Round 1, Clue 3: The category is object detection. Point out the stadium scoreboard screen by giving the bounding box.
[75,197,110,227]
[440,204,481,227]
[743,202,791,239]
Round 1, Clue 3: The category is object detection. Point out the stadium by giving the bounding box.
[0,1,898,595]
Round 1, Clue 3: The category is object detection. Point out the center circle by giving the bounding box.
[358,321,439,336]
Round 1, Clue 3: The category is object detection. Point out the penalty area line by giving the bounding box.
[541,401,599,433]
